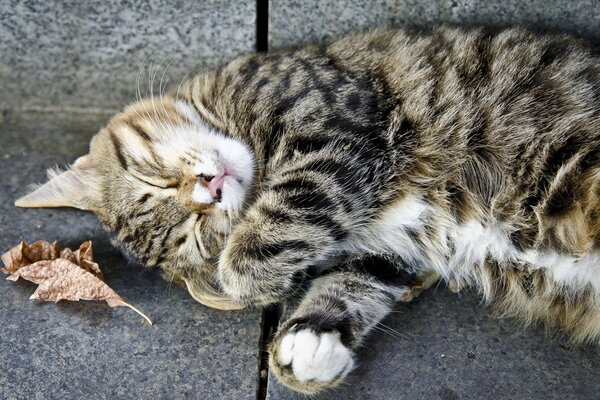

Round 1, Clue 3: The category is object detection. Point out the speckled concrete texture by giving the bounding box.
[269,0,600,49]
[267,287,600,400]
[0,111,262,400]
[2,1,600,399]
[265,2,600,398]
[0,0,256,111]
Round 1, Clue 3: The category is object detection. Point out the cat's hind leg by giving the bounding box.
[268,255,429,394]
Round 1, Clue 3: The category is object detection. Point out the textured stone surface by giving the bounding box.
[269,0,600,49]
[267,287,600,400]
[3,2,600,399]
[0,111,261,400]
[268,4,600,398]
[0,0,256,111]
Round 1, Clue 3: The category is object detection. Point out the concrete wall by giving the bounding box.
[1,0,598,112]
[269,0,600,49]
[0,0,256,111]
[1,2,600,399]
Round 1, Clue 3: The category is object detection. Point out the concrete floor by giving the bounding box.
[0,111,261,400]
[1,110,599,399]
[267,289,600,400]
[1,1,599,397]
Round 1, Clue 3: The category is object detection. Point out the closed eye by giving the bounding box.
[130,172,178,189]
[197,174,215,182]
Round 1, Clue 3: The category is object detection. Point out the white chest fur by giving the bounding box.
[347,196,600,294]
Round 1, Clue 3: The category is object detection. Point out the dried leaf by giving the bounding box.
[1,241,29,273]
[1,240,101,275]
[2,240,151,325]
[22,240,61,263]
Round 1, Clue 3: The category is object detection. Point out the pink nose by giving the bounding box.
[205,175,225,200]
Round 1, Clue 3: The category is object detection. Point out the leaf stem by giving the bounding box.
[117,300,153,325]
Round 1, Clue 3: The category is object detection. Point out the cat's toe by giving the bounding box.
[397,270,440,302]
[269,327,354,394]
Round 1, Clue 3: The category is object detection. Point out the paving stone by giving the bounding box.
[3,2,600,399]
[269,0,600,50]
[266,286,600,399]
[267,3,600,398]
[0,0,256,111]
[0,111,262,400]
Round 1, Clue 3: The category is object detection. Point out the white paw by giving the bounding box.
[277,328,354,383]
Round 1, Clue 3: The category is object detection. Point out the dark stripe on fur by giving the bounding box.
[109,130,128,170]
[285,312,355,348]
[138,193,153,204]
[284,190,335,211]
[302,213,348,241]
[248,240,311,261]
[345,255,418,286]
[128,121,152,141]
[271,177,320,193]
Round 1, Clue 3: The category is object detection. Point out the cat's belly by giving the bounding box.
[345,195,600,293]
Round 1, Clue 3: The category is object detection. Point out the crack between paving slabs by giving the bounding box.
[256,304,282,400]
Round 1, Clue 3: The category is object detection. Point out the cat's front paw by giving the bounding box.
[269,324,355,394]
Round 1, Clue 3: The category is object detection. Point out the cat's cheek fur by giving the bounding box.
[192,183,213,204]
[216,178,245,212]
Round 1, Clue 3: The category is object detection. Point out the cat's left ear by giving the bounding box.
[15,155,100,211]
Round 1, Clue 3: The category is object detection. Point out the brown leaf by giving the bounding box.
[61,241,103,279]
[2,241,151,325]
[23,240,61,263]
[1,241,26,273]
[2,240,62,272]
[2,240,103,279]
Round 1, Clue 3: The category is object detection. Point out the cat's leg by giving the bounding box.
[217,174,358,305]
[217,144,400,305]
[268,255,437,394]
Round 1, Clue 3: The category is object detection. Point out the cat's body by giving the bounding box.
[16,26,600,393]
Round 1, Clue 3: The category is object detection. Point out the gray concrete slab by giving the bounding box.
[269,0,600,50]
[267,287,600,400]
[0,110,262,400]
[4,2,600,399]
[267,4,600,396]
[0,0,256,111]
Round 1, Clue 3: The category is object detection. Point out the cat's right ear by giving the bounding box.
[15,155,100,211]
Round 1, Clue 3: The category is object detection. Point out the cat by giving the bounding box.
[15,26,600,394]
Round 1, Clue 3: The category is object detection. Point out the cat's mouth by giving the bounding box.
[213,173,247,212]
[212,150,253,212]
[192,170,247,213]
[200,172,228,202]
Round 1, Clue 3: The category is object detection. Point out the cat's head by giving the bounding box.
[16,97,255,310]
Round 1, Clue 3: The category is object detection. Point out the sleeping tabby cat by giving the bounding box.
[16,26,600,393]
